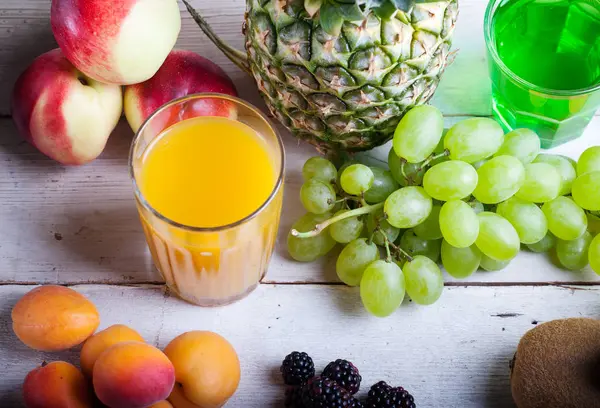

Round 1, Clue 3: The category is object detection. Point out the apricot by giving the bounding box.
[93,341,175,408]
[12,285,100,351]
[23,361,92,408]
[164,331,240,408]
[80,324,144,377]
[150,401,174,408]
[168,384,202,408]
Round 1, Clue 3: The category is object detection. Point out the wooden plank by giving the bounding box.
[1,117,599,285]
[0,0,539,117]
[1,283,599,407]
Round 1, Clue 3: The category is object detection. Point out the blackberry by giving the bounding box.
[281,352,316,386]
[322,359,362,395]
[366,381,416,408]
[301,377,363,408]
[285,385,306,407]
[366,381,392,407]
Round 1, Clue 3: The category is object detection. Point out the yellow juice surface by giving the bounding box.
[139,116,277,228]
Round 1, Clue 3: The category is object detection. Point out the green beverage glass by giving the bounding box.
[484,0,600,148]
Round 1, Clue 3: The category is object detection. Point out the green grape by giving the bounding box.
[556,231,593,271]
[366,210,400,246]
[533,154,576,196]
[399,230,441,263]
[329,210,364,244]
[423,160,478,201]
[441,240,482,279]
[472,155,525,204]
[572,171,600,211]
[475,212,520,261]
[393,105,444,163]
[336,161,357,186]
[340,164,375,196]
[360,260,405,317]
[493,128,540,164]
[384,186,433,229]
[496,197,548,244]
[542,197,588,240]
[430,134,450,166]
[589,234,600,275]
[303,156,337,183]
[403,255,444,305]
[439,200,479,248]
[413,204,443,240]
[480,254,511,271]
[577,146,600,176]
[300,179,336,214]
[444,118,504,163]
[364,167,399,204]
[336,238,379,286]
[515,162,561,203]
[287,213,337,262]
[587,213,600,236]
[388,148,425,186]
[526,231,557,253]
[472,160,487,170]
[468,200,485,214]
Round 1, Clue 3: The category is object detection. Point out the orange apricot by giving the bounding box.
[12,285,100,351]
[150,401,175,408]
[93,341,175,408]
[168,384,203,408]
[23,361,92,408]
[164,331,240,408]
[80,324,144,377]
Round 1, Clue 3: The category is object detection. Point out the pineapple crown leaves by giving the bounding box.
[306,0,437,35]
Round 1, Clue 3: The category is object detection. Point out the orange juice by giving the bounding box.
[139,116,277,228]
[132,104,284,306]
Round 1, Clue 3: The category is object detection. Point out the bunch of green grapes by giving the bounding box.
[288,106,600,318]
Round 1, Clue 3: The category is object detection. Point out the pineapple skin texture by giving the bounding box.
[244,0,458,153]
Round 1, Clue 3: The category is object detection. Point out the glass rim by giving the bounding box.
[129,92,286,233]
[484,0,600,97]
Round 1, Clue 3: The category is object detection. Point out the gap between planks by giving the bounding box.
[1,281,599,288]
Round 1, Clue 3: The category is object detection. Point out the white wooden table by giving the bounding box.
[1,1,599,407]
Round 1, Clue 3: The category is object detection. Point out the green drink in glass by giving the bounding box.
[485,0,600,148]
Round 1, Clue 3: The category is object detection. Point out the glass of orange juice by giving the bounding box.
[129,94,284,306]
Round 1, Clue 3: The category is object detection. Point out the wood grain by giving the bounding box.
[1,284,599,407]
[0,0,523,116]
[1,117,599,285]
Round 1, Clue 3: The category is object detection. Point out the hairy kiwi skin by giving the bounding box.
[511,318,600,408]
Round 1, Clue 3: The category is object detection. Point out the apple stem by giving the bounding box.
[182,0,251,75]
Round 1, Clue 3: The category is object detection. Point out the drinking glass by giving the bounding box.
[484,0,600,148]
[129,94,285,306]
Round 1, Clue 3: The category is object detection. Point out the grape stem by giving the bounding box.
[384,235,392,262]
[395,246,413,263]
[381,232,413,263]
[418,150,450,171]
[400,150,450,186]
[400,158,409,181]
[291,202,384,238]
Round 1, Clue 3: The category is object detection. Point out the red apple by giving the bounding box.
[124,49,238,133]
[51,0,181,85]
[11,49,123,165]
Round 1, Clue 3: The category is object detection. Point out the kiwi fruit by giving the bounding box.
[510,318,600,408]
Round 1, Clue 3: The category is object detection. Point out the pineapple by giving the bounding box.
[183,0,458,153]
